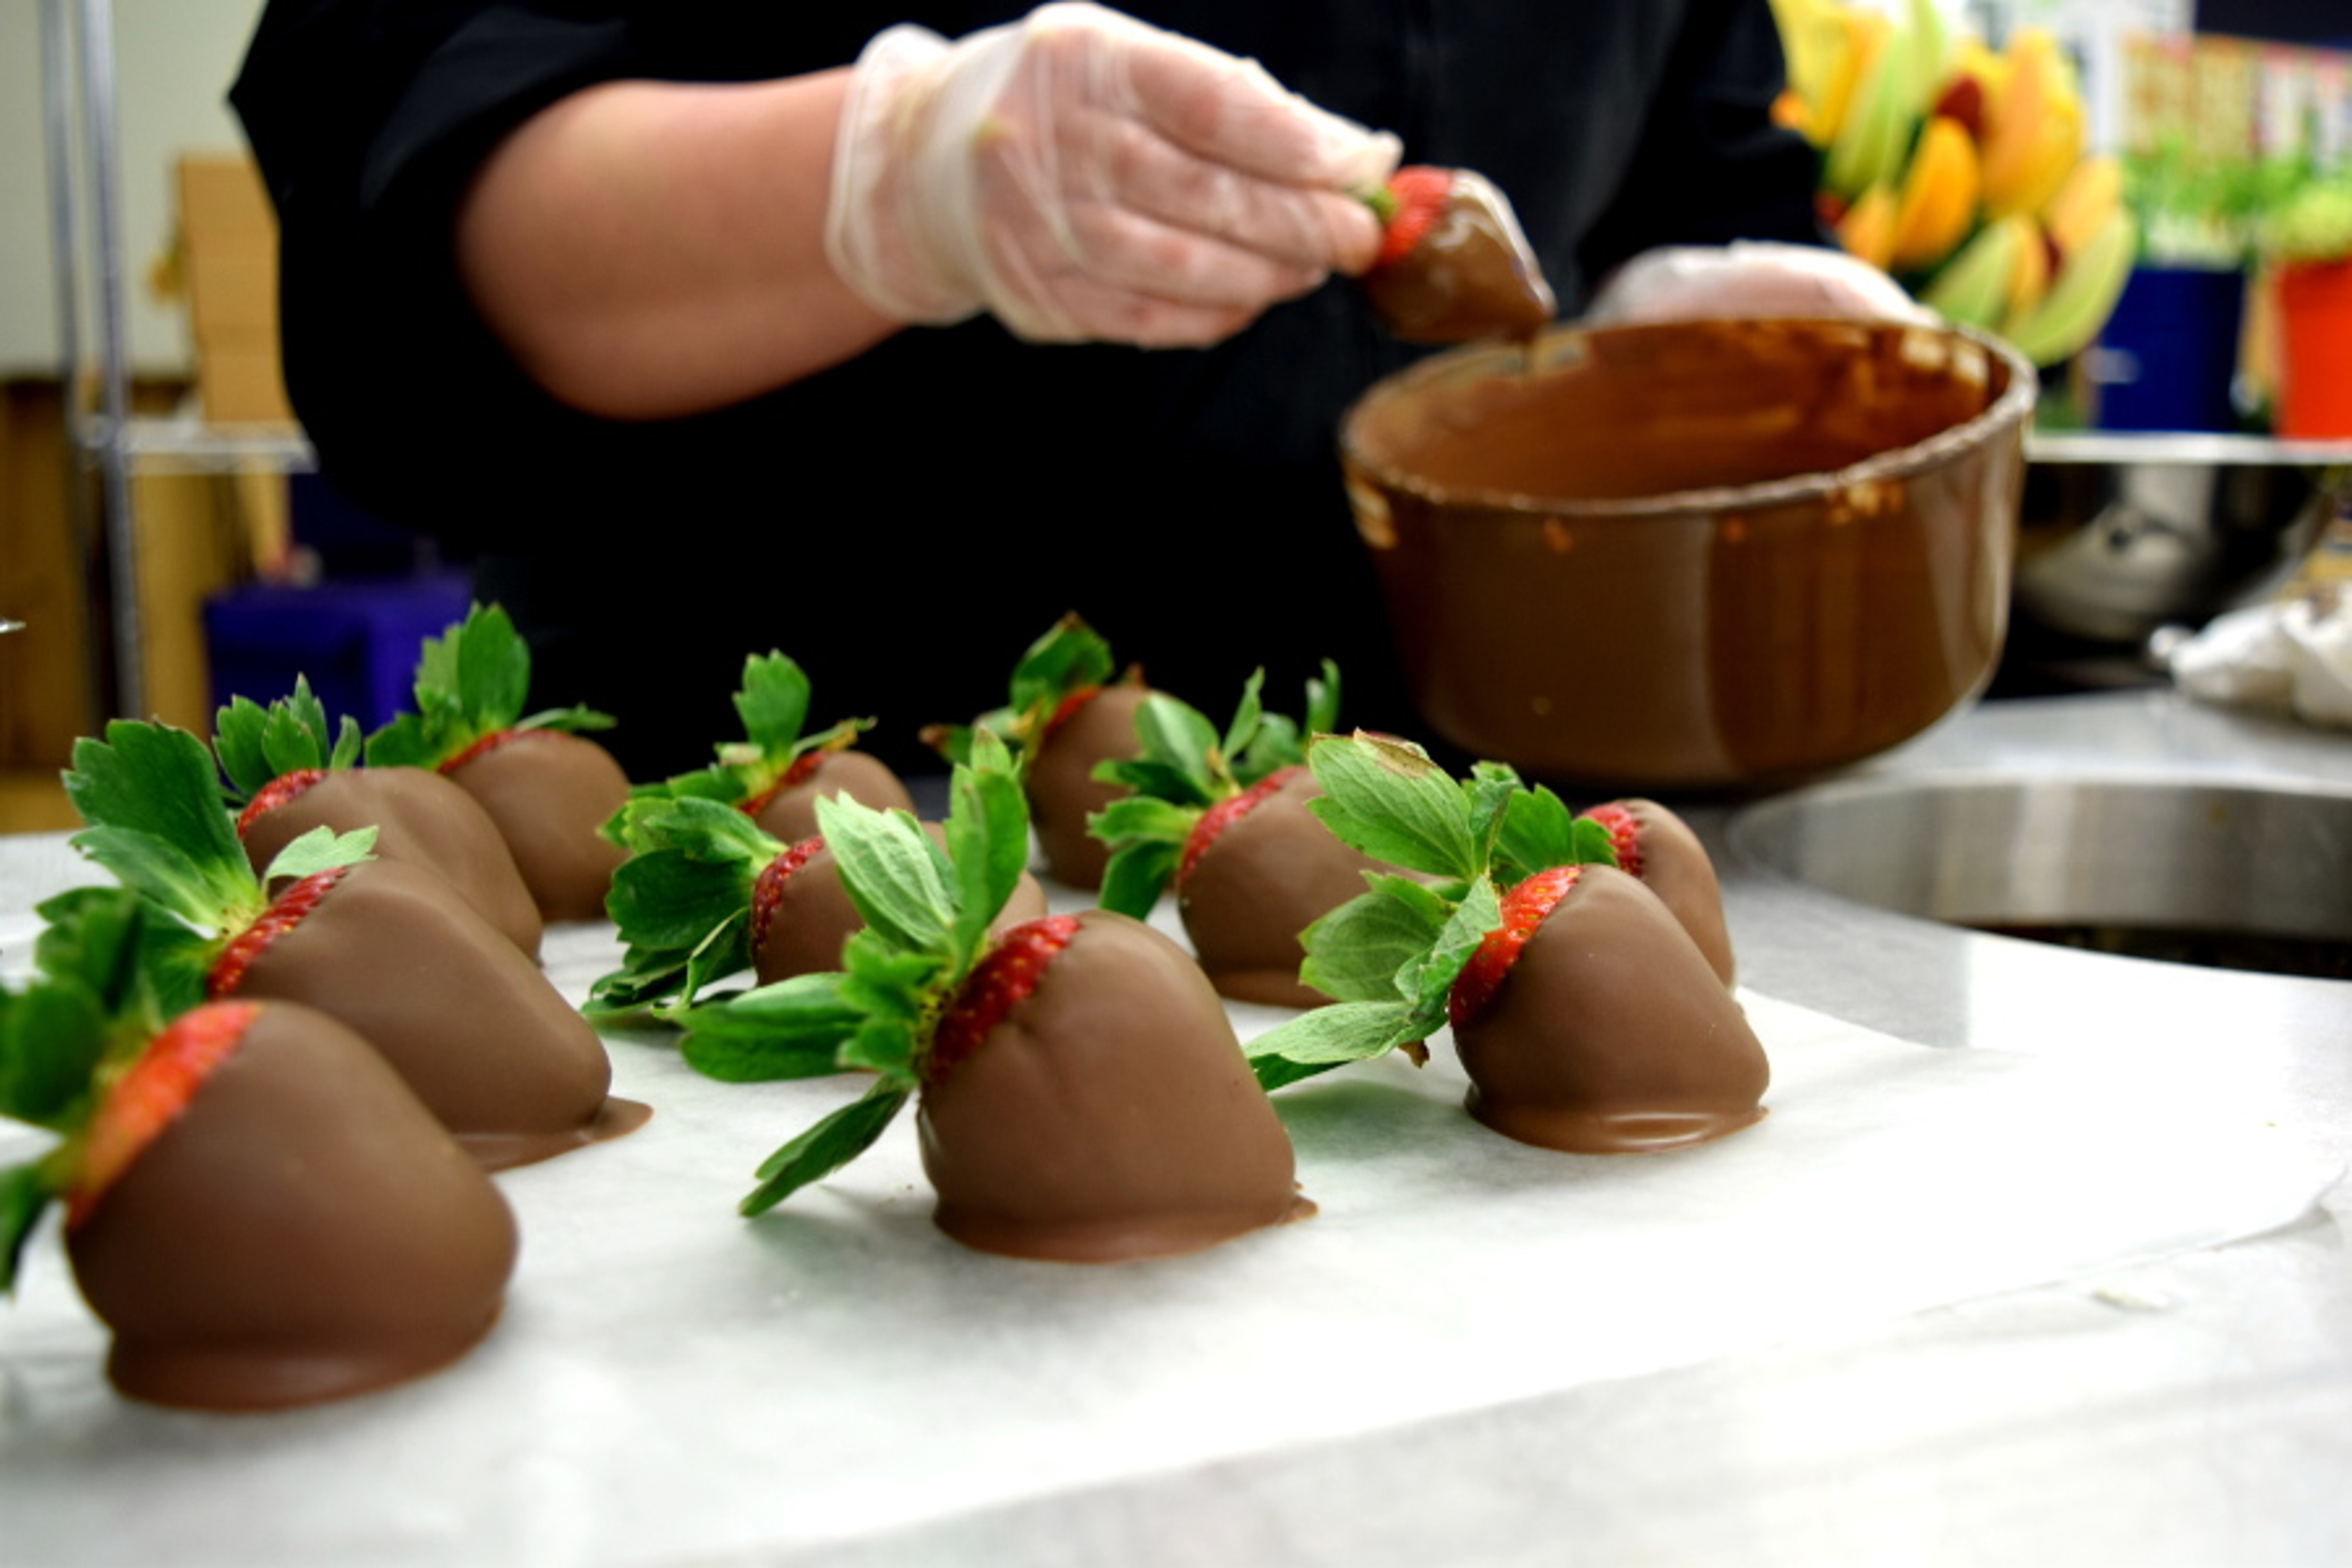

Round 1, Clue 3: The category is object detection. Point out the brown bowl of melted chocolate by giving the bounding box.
[1341,317,2037,790]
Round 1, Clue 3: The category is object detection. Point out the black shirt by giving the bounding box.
[232,1,1822,775]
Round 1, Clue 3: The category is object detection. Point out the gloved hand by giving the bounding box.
[825,2,1400,345]
[1583,241,1935,326]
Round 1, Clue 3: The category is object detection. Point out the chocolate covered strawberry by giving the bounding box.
[1360,165,1556,345]
[63,719,645,1169]
[216,676,543,959]
[625,651,914,845]
[1090,665,1378,1008]
[1447,862,1766,1153]
[927,613,1148,891]
[679,736,1310,1262]
[2,892,517,1411]
[593,792,1045,1016]
[365,602,628,921]
[1245,733,1767,1153]
[1578,798,1736,987]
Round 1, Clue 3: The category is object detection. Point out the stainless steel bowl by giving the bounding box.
[1729,771,2352,979]
[2015,431,2352,644]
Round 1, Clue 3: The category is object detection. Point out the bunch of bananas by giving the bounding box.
[1770,0,2138,366]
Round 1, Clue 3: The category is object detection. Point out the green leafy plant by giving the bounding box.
[923,612,1123,772]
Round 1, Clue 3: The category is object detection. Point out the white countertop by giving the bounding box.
[2,690,2348,1567]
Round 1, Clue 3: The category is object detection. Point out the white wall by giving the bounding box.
[0,1,266,377]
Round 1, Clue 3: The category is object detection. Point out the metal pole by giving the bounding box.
[38,0,108,733]
[77,0,145,720]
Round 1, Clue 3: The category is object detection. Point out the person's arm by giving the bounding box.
[454,70,900,421]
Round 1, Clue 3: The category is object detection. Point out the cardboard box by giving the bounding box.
[175,154,294,425]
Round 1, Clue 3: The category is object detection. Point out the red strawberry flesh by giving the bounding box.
[1176,766,1298,891]
[235,769,328,839]
[1581,802,1644,878]
[1375,167,1453,269]
[69,1000,257,1228]
[1449,864,1586,1031]
[748,834,827,954]
[207,865,355,998]
[438,727,526,775]
[929,914,1080,1084]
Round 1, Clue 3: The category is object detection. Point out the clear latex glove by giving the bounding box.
[826,2,1400,344]
[1584,241,1934,326]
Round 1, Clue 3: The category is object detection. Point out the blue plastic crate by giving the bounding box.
[202,572,472,731]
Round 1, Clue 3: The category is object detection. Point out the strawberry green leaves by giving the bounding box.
[927,612,1117,769]
[213,676,362,801]
[675,731,1030,1215]
[1244,734,1611,1091]
[629,652,873,817]
[1,890,183,1293]
[1089,664,1340,921]
[592,797,779,1016]
[364,603,612,771]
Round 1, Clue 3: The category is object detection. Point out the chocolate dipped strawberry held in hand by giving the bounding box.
[677,735,1310,1262]
[1360,165,1556,345]
[62,719,646,1170]
[1,892,518,1412]
[1090,663,1381,1008]
[215,674,544,959]
[1245,733,1766,1154]
[365,602,630,922]
[625,650,914,845]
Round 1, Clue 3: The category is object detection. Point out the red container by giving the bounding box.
[2276,261,2352,439]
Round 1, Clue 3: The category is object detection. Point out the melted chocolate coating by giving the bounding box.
[1595,798,1736,989]
[243,767,543,960]
[1454,867,1767,1153]
[1180,771,1381,1008]
[750,751,916,845]
[449,731,630,921]
[1363,171,1555,345]
[918,910,1312,1261]
[66,1001,518,1411]
[1027,684,1147,891]
[234,859,649,1169]
[755,826,1050,986]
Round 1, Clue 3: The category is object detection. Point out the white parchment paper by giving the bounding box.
[0,916,2335,1567]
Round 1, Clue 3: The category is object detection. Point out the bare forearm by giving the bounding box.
[456,70,897,420]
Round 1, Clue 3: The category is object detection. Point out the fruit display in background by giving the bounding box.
[1773,0,2136,366]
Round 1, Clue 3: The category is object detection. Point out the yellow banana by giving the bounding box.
[1769,0,1855,146]
[2001,219,2052,325]
[2003,208,2139,366]
[1836,184,1901,270]
[1812,7,1885,151]
[1921,215,2025,329]
[2042,153,2122,257]
[1890,115,1981,272]
[1981,28,2078,218]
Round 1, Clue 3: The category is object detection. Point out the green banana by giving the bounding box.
[1825,20,1915,198]
[2003,208,2138,366]
[1920,217,2021,330]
